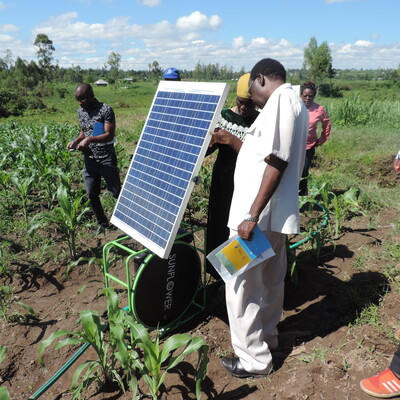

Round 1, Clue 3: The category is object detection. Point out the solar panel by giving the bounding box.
[111,81,229,259]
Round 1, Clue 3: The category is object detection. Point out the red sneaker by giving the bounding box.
[360,368,400,398]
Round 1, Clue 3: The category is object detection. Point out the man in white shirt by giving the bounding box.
[221,58,308,378]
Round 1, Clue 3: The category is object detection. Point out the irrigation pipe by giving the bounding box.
[28,204,329,399]
[28,342,91,400]
[290,203,329,250]
[27,306,126,400]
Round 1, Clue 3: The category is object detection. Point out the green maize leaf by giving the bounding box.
[104,287,120,315]
[319,182,331,207]
[38,329,79,366]
[57,186,72,216]
[0,346,7,364]
[114,349,129,371]
[0,387,11,400]
[160,333,193,363]
[15,301,36,316]
[162,337,208,379]
[126,374,138,399]
[195,345,210,380]
[110,323,125,342]
[172,336,206,360]
[72,375,99,399]
[70,360,99,390]
[142,350,159,377]
[332,195,339,210]
[141,333,161,376]
[129,322,154,351]
[196,359,209,400]
[79,310,102,337]
[59,172,72,191]
[110,369,125,392]
[342,187,360,205]
[141,373,158,398]
[0,286,10,295]
[54,337,85,349]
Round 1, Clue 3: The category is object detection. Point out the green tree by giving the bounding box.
[106,52,121,82]
[34,33,55,80]
[148,60,163,83]
[303,37,335,83]
[0,49,13,70]
[12,58,41,90]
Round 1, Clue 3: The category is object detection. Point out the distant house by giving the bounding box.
[123,77,137,83]
[94,79,109,86]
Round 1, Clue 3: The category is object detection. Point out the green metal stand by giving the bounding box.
[102,224,208,335]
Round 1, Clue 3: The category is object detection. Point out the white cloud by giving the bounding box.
[232,36,245,49]
[354,40,373,47]
[176,11,221,31]
[0,10,390,71]
[139,0,161,7]
[59,40,96,55]
[330,40,400,69]
[31,10,223,63]
[0,1,5,10]
[249,37,273,48]
[0,33,13,42]
[33,13,143,42]
[0,24,19,33]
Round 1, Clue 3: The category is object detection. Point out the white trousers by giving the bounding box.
[225,226,287,374]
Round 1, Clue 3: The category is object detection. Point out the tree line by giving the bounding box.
[0,34,399,117]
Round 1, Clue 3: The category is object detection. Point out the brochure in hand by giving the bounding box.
[92,121,104,136]
[207,225,275,282]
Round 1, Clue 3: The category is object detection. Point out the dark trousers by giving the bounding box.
[299,147,315,196]
[83,150,121,226]
[390,346,400,376]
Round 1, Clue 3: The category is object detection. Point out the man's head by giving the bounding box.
[75,83,95,110]
[235,73,256,117]
[248,58,286,109]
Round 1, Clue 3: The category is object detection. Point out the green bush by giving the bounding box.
[0,89,46,117]
[318,83,343,98]
[0,89,26,117]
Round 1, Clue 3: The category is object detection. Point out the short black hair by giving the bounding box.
[250,58,286,82]
[75,83,94,95]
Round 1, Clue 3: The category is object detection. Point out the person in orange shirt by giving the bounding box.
[299,81,331,196]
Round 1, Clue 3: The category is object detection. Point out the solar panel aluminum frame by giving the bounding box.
[111,81,230,259]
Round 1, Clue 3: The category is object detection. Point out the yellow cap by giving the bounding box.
[236,73,251,99]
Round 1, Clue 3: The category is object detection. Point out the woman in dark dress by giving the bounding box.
[206,73,259,278]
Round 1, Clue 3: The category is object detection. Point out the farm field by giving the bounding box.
[1,80,400,400]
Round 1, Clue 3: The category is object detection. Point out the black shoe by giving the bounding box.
[220,357,268,379]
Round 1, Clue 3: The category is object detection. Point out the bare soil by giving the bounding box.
[1,203,400,400]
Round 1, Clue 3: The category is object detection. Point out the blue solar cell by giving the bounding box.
[111,81,229,258]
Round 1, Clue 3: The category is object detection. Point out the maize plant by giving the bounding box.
[31,185,90,260]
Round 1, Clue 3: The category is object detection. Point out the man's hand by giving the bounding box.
[76,137,91,150]
[67,139,78,150]
[237,220,257,240]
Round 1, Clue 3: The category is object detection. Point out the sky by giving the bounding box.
[0,0,399,73]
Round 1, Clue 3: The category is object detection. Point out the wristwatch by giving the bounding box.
[244,213,259,223]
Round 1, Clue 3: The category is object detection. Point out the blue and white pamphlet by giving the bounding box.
[93,121,104,136]
[207,225,275,282]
